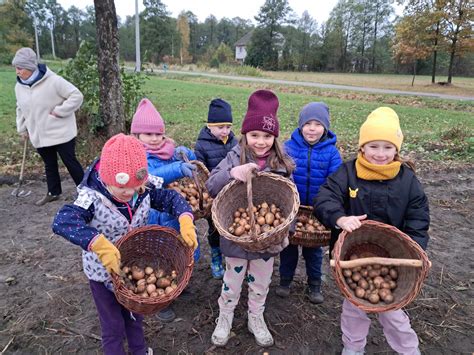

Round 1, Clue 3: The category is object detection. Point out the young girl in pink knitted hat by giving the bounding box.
[205,89,295,347]
[52,133,197,355]
[131,98,199,322]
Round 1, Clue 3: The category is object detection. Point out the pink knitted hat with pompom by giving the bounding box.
[99,134,148,188]
[131,98,165,134]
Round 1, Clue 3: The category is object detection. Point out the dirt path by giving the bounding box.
[0,166,473,354]
[162,70,474,102]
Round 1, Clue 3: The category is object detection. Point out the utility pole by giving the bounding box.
[50,24,56,59]
[34,19,41,60]
[135,0,141,72]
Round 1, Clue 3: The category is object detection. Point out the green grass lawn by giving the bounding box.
[1,66,473,170]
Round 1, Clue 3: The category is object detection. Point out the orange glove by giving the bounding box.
[178,215,198,250]
[90,234,121,274]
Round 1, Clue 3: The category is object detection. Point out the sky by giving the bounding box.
[56,0,339,25]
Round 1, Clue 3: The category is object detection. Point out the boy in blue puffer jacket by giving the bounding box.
[194,98,238,279]
[277,102,342,304]
[131,98,199,322]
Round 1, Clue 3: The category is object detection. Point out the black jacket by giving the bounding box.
[314,159,430,251]
[194,127,238,172]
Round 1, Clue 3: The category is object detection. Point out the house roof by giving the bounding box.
[235,31,253,46]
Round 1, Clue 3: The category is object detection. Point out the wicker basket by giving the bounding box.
[168,157,212,220]
[331,220,430,313]
[212,171,300,252]
[111,225,194,315]
[290,205,331,248]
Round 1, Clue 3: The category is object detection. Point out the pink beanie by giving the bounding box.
[241,90,280,137]
[99,134,149,188]
[131,98,165,134]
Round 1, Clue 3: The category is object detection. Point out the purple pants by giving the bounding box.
[89,280,147,355]
[341,299,419,354]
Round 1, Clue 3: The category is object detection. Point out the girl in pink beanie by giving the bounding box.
[131,98,200,322]
[52,133,197,354]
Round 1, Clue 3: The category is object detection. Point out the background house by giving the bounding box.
[234,31,253,64]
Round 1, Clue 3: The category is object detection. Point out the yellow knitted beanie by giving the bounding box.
[359,107,403,151]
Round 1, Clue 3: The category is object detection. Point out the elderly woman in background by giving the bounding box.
[12,47,84,206]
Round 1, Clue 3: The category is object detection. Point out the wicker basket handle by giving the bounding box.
[179,151,204,210]
[330,257,426,268]
[246,169,258,241]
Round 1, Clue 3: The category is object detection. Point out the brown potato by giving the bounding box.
[368,293,380,304]
[156,277,171,288]
[389,268,398,280]
[355,287,365,298]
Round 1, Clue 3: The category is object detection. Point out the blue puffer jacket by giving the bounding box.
[147,146,196,186]
[147,146,196,225]
[284,128,342,206]
[194,127,238,172]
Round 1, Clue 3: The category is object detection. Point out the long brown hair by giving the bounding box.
[239,135,295,176]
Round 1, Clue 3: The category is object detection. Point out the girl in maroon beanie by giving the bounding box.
[206,90,294,347]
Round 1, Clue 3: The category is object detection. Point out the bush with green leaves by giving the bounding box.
[59,41,147,133]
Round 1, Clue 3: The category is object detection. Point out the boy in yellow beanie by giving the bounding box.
[314,107,429,355]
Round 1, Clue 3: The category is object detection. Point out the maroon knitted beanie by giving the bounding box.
[241,90,280,137]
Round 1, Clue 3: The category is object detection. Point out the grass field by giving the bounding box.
[1,65,472,169]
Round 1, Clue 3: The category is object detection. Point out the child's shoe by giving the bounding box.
[275,277,291,298]
[211,311,234,346]
[307,281,324,304]
[156,306,176,323]
[248,312,274,347]
[146,348,153,355]
[210,247,224,279]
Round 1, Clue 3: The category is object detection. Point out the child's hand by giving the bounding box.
[230,163,258,182]
[336,215,367,233]
[181,162,196,178]
[90,234,121,274]
[175,147,189,161]
[178,214,198,250]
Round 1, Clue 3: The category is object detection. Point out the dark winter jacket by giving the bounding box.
[314,159,430,251]
[206,145,291,260]
[194,127,238,171]
[284,128,342,206]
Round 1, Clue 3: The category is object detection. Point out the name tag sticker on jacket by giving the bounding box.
[349,187,359,198]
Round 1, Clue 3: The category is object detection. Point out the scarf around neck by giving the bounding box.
[355,153,401,180]
[255,151,271,170]
[143,137,176,160]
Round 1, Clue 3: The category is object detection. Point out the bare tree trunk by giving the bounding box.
[94,0,124,137]
[411,60,417,87]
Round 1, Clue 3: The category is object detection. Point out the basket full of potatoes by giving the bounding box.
[331,220,431,313]
[290,205,331,248]
[111,225,194,315]
[167,160,212,220]
[212,172,300,252]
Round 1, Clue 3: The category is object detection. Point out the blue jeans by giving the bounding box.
[279,244,323,283]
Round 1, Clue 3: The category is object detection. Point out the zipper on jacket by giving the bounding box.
[306,146,313,205]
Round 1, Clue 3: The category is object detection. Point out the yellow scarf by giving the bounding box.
[355,153,401,180]
[222,136,229,144]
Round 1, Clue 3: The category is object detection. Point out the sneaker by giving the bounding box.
[211,311,234,346]
[156,307,175,323]
[308,282,324,304]
[248,312,274,347]
[210,247,225,279]
[146,347,153,355]
[341,347,364,355]
[275,285,290,298]
[35,193,60,206]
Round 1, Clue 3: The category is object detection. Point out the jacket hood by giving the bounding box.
[16,63,49,86]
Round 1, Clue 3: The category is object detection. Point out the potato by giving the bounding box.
[257,216,266,226]
[358,279,369,290]
[156,277,171,288]
[355,287,365,298]
[146,284,156,294]
[145,266,154,275]
[389,268,398,280]
[373,276,385,289]
[343,269,352,278]
[264,212,275,225]
[368,293,380,304]
[165,286,174,295]
[131,266,145,280]
[234,226,245,236]
[351,272,362,282]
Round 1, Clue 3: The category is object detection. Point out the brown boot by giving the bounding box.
[35,193,60,206]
